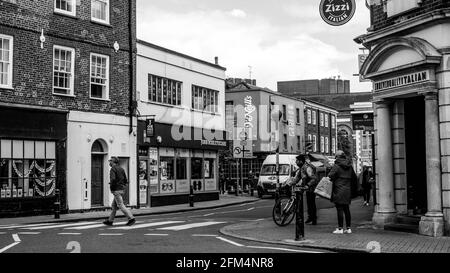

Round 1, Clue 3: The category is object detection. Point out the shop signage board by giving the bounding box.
[149,148,159,194]
[373,71,429,92]
[319,0,356,26]
[176,180,189,193]
[138,160,148,205]
[352,113,374,131]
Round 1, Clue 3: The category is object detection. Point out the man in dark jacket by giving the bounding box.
[328,150,357,234]
[103,157,135,226]
[289,154,318,225]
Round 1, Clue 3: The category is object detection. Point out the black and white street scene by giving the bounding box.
[2,0,450,263]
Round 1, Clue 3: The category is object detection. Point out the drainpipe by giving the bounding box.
[128,0,135,135]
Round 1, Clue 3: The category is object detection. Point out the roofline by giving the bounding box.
[137,39,227,71]
[301,98,339,112]
[226,86,307,105]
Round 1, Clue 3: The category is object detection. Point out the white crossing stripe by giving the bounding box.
[0,223,55,229]
[157,221,226,231]
[17,232,41,235]
[110,221,184,230]
[23,221,98,230]
[99,233,123,236]
[144,233,169,236]
[58,233,82,235]
[215,236,244,247]
[65,221,130,230]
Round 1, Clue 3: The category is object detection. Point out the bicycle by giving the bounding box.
[272,183,307,226]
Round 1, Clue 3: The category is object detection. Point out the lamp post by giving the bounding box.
[270,108,283,201]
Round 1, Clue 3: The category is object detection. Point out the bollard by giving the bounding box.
[189,185,194,207]
[295,187,305,241]
[54,189,61,219]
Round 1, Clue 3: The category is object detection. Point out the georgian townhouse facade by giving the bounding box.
[136,40,227,207]
[0,0,137,215]
[356,0,450,236]
[304,99,338,159]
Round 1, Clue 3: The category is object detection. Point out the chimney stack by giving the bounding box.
[214,56,219,65]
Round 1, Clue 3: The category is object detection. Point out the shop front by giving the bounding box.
[0,106,67,216]
[137,121,227,207]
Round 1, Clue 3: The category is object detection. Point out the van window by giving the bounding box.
[260,164,290,175]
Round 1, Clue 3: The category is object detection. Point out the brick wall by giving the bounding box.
[371,0,450,31]
[0,0,136,116]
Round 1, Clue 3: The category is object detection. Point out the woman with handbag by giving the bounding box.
[328,150,357,235]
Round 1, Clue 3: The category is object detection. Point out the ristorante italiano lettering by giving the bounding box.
[374,71,428,91]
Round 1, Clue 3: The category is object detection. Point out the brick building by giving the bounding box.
[303,99,338,158]
[356,0,450,236]
[0,0,137,215]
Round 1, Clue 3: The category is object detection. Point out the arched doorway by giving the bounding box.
[91,140,107,206]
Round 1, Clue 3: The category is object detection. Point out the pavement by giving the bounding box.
[2,194,450,253]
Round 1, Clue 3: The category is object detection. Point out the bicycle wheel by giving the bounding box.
[272,197,296,227]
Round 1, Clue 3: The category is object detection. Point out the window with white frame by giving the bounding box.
[91,0,109,24]
[313,135,317,152]
[325,114,329,128]
[320,112,324,127]
[0,34,13,88]
[148,74,182,106]
[332,137,336,154]
[307,109,311,124]
[312,110,316,125]
[325,137,329,153]
[90,53,109,99]
[331,115,336,129]
[192,85,219,113]
[53,46,75,95]
[320,136,324,153]
[54,0,76,16]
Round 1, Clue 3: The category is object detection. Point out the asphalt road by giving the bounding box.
[0,196,335,253]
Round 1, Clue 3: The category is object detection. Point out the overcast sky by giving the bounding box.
[136,0,372,92]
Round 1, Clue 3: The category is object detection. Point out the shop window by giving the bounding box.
[191,158,203,179]
[204,158,214,179]
[0,140,56,199]
[160,157,174,180]
[176,158,187,180]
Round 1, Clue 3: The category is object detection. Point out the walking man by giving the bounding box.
[103,156,136,226]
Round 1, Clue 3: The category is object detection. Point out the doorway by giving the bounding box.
[91,140,106,207]
[404,96,427,215]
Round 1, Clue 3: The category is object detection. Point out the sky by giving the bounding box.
[136,0,372,93]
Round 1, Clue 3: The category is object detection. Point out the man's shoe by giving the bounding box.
[332,228,344,234]
[126,218,136,226]
[344,228,352,234]
[103,220,113,226]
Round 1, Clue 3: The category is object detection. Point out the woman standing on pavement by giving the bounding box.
[328,150,357,234]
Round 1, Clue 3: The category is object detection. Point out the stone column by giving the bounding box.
[419,91,444,237]
[373,100,397,226]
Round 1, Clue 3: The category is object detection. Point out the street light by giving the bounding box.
[270,108,283,201]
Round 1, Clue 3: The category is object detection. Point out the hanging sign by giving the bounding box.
[319,0,356,26]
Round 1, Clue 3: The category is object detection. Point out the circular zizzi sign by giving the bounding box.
[319,0,356,26]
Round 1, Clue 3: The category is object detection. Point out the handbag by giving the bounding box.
[314,176,332,200]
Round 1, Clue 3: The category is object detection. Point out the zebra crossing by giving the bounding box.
[0,219,227,234]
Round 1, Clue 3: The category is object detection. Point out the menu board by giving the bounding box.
[149,148,159,193]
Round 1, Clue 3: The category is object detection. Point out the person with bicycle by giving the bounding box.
[288,154,318,225]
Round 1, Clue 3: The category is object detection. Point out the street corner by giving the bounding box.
[283,239,316,245]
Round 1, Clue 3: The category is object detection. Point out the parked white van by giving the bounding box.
[256,154,299,198]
